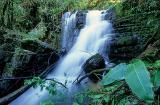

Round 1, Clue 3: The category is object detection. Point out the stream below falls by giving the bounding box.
[10,10,113,105]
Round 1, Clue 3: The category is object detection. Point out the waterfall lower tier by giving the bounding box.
[10,10,113,105]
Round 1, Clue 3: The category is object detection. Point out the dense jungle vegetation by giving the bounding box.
[0,0,160,105]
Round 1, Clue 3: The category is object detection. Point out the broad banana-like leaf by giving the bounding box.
[125,59,154,103]
[153,70,160,87]
[101,63,127,85]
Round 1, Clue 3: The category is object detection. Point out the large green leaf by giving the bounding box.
[101,63,127,85]
[153,70,160,87]
[125,59,154,103]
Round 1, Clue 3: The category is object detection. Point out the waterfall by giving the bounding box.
[61,12,78,51]
[10,10,113,105]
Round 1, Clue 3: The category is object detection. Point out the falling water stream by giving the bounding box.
[10,10,113,105]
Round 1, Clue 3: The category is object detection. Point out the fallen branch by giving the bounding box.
[0,77,67,88]
[46,78,67,88]
[0,63,57,105]
[143,31,158,50]
[0,86,30,105]
[147,66,160,71]
[73,70,84,83]
[75,68,109,84]
[0,77,33,81]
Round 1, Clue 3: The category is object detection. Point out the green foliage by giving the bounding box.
[74,82,123,105]
[101,63,127,85]
[77,59,155,104]
[24,77,62,95]
[24,22,47,40]
[117,95,140,105]
[13,1,26,27]
[125,59,154,103]
[154,60,160,67]
[3,63,14,76]
[24,77,46,89]
[152,70,160,87]
[72,102,80,105]
[73,93,84,105]
[0,0,159,104]
[45,81,57,95]
[40,100,55,105]
[114,0,160,48]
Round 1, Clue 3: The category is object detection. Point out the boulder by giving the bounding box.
[83,54,105,83]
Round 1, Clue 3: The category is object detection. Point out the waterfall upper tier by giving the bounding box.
[10,10,113,105]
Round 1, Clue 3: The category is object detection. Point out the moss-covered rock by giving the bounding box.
[110,35,139,47]
[12,39,60,76]
[21,39,53,53]
[109,35,141,62]
[11,48,35,76]
[0,39,60,97]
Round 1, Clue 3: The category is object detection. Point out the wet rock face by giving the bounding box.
[83,54,105,83]
[76,11,87,29]
[109,30,142,62]
[104,7,116,23]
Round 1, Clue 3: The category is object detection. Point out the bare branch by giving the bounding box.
[75,68,108,84]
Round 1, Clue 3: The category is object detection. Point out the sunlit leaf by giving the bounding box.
[89,94,104,99]
[101,63,127,85]
[125,59,154,103]
[72,102,79,105]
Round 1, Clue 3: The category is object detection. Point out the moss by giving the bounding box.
[11,48,34,69]
[3,63,14,77]
[21,39,53,53]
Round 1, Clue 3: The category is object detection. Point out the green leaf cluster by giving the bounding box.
[102,59,154,103]
[75,59,159,104]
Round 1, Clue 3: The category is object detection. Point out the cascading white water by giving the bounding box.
[10,10,113,105]
[61,12,77,51]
